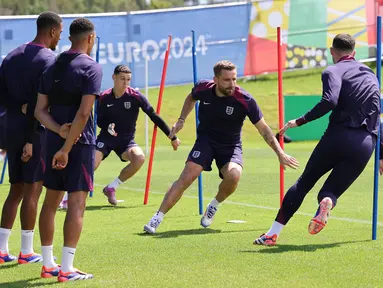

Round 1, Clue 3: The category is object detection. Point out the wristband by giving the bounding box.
[171,136,177,141]
[178,117,185,123]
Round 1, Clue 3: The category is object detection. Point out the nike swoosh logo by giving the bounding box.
[54,80,60,82]
[107,104,113,107]
[203,102,210,105]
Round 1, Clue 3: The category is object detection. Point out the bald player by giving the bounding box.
[254,34,382,246]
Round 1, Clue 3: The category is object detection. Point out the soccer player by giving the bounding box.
[254,34,382,246]
[0,11,62,264]
[35,18,102,281]
[144,60,299,234]
[98,65,181,205]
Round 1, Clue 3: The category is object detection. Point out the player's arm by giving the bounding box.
[139,94,176,140]
[255,118,299,169]
[35,93,61,134]
[61,95,96,153]
[168,93,196,138]
[25,55,56,144]
[96,98,108,130]
[296,69,341,126]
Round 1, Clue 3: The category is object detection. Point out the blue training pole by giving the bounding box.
[90,36,101,198]
[0,155,7,184]
[192,30,204,215]
[373,16,381,240]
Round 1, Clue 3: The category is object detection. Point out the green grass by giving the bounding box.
[1,68,383,287]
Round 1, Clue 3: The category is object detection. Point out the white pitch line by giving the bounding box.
[94,184,383,227]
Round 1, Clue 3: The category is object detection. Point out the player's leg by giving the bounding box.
[103,144,145,205]
[0,130,25,263]
[254,134,338,246]
[308,130,375,235]
[143,161,203,234]
[0,183,23,263]
[39,189,64,277]
[201,144,243,228]
[18,130,46,263]
[144,137,213,234]
[58,144,94,282]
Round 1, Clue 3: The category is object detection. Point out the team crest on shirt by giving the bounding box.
[192,151,200,158]
[226,106,234,115]
[97,142,104,148]
[124,102,131,109]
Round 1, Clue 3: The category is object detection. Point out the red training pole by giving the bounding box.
[144,35,172,205]
[277,27,285,207]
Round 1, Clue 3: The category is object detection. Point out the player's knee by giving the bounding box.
[134,153,145,166]
[225,168,241,184]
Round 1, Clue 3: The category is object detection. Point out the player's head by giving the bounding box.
[213,60,237,96]
[112,65,131,90]
[36,11,62,50]
[69,18,96,55]
[330,34,356,63]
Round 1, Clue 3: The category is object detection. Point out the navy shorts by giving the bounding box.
[96,133,138,162]
[187,135,243,179]
[43,131,95,193]
[6,128,46,184]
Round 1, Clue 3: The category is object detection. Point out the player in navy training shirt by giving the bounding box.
[0,11,62,265]
[94,65,180,205]
[35,18,101,281]
[254,34,383,246]
[144,60,299,234]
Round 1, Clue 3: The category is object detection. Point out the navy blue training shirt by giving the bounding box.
[39,50,103,145]
[297,56,381,136]
[192,80,263,144]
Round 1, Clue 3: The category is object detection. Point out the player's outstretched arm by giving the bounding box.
[61,95,96,153]
[35,93,62,134]
[168,93,196,138]
[255,118,299,170]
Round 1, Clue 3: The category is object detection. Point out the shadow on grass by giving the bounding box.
[84,204,131,211]
[0,277,58,287]
[137,228,264,239]
[0,262,18,270]
[240,239,371,254]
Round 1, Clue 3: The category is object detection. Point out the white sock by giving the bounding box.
[266,221,285,236]
[61,247,76,273]
[63,192,68,201]
[21,230,34,255]
[155,211,165,220]
[209,198,220,209]
[0,228,11,254]
[41,245,57,268]
[108,177,123,189]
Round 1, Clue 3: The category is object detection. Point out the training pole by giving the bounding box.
[277,27,284,207]
[90,36,101,198]
[0,156,7,184]
[144,35,172,205]
[373,16,381,240]
[145,56,149,155]
[192,30,204,215]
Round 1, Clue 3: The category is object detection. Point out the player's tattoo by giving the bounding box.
[260,126,282,155]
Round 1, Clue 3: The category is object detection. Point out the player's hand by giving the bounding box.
[21,104,27,115]
[169,119,184,139]
[59,123,72,139]
[52,149,68,170]
[278,152,299,170]
[171,137,181,151]
[380,160,383,175]
[108,123,118,137]
[59,123,81,144]
[279,119,298,135]
[21,143,33,162]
